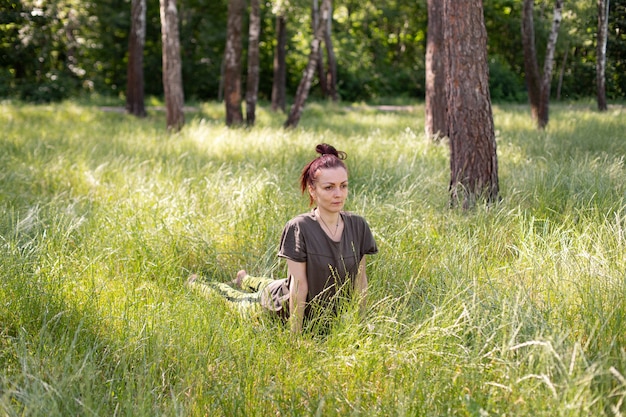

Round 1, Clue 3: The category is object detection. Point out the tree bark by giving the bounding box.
[126,0,146,117]
[537,0,563,128]
[521,0,541,122]
[160,0,185,131]
[284,0,330,128]
[522,0,563,129]
[245,0,261,126]
[323,0,338,102]
[425,0,447,140]
[597,0,610,111]
[224,0,245,126]
[312,0,328,97]
[556,44,569,101]
[444,0,498,208]
[271,14,287,112]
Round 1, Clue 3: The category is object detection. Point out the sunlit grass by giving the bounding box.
[1,99,625,415]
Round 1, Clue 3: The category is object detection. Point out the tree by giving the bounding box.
[126,0,147,117]
[245,0,261,126]
[160,0,185,131]
[224,0,245,126]
[312,0,328,97]
[271,12,288,112]
[444,0,499,208]
[284,0,330,128]
[521,0,564,129]
[425,0,447,139]
[597,0,610,111]
[323,0,338,101]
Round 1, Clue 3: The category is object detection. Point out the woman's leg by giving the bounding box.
[235,270,276,293]
[187,274,262,314]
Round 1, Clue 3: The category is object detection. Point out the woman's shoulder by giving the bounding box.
[341,211,369,225]
[283,211,316,227]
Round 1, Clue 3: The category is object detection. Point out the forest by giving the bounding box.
[1,0,626,104]
[2,1,626,415]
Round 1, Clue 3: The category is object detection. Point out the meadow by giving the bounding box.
[1,99,625,416]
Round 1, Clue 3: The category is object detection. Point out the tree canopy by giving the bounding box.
[1,0,625,103]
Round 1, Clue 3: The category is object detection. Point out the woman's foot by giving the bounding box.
[232,270,247,288]
[186,274,199,285]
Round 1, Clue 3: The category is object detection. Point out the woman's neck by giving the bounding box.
[316,207,340,224]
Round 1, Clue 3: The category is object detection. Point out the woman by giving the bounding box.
[188,143,378,334]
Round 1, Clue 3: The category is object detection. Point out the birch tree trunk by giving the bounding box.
[284,0,330,128]
[245,0,261,126]
[312,0,328,97]
[323,0,338,102]
[126,0,146,117]
[444,0,498,208]
[522,0,563,130]
[537,0,563,129]
[160,0,185,131]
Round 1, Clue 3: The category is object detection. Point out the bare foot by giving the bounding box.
[232,270,247,288]
[186,274,198,285]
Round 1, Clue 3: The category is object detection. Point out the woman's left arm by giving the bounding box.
[354,256,368,316]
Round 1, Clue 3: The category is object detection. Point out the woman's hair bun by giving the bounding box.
[315,143,347,160]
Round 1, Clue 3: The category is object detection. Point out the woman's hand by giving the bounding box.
[287,260,308,334]
[354,256,368,316]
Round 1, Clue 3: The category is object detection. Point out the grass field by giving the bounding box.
[1,99,625,416]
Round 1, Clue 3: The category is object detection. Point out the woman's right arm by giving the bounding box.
[287,259,308,334]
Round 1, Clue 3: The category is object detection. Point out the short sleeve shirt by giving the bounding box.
[278,210,378,317]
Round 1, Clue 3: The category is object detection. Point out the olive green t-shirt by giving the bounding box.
[277,210,378,318]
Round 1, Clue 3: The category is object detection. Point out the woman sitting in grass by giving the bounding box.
[188,143,378,334]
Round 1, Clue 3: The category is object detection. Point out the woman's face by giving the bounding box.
[309,167,348,213]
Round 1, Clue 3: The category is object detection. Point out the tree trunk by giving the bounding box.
[323,0,338,102]
[522,0,563,130]
[160,0,185,131]
[224,0,245,126]
[597,0,610,111]
[556,44,569,101]
[537,0,563,129]
[271,14,287,112]
[284,0,330,128]
[126,0,146,117]
[521,0,541,122]
[425,0,447,140]
[312,0,328,97]
[245,0,261,126]
[444,0,498,208]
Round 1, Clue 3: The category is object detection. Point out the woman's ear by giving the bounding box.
[308,184,316,201]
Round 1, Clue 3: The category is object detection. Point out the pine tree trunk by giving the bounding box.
[224,0,245,126]
[271,14,287,112]
[444,0,498,208]
[160,0,184,131]
[425,0,446,139]
[245,0,261,126]
[597,0,610,111]
[126,0,146,117]
[521,0,541,122]
[284,0,330,128]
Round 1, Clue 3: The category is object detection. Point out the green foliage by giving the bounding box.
[488,54,527,102]
[2,0,626,102]
[1,101,626,415]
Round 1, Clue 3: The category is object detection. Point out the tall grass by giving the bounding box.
[1,100,625,416]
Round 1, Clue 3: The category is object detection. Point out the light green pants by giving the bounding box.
[188,274,275,315]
